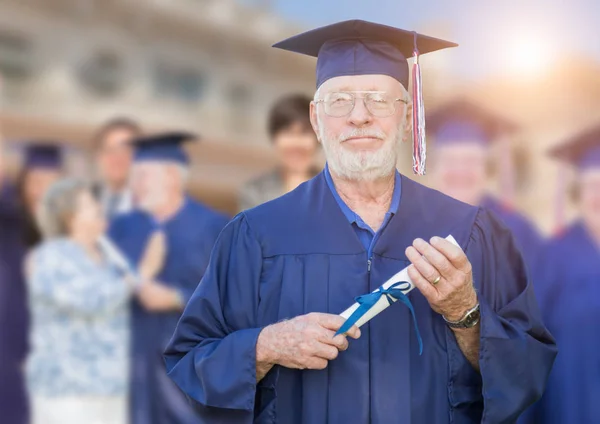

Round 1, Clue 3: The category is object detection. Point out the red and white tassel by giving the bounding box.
[411,32,426,176]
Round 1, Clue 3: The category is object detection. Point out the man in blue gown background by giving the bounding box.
[165,21,557,424]
[520,124,600,423]
[109,132,229,424]
[427,98,543,271]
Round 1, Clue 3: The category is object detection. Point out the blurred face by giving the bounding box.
[273,122,318,174]
[24,169,61,211]
[430,143,488,206]
[310,74,411,181]
[579,168,600,231]
[97,127,136,189]
[130,161,181,213]
[70,189,106,238]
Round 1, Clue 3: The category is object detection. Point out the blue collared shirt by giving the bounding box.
[324,165,402,259]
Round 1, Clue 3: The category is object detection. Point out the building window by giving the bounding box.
[0,30,34,80]
[227,83,253,133]
[152,62,207,103]
[76,50,124,96]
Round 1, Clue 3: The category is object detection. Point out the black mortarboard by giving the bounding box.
[549,123,600,171]
[273,19,456,90]
[427,99,517,147]
[131,132,197,165]
[24,143,64,169]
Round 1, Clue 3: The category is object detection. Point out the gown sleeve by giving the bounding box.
[451,208,557,423]
[163,213,273,422]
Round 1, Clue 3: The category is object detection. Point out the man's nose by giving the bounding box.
[347,98,373,127]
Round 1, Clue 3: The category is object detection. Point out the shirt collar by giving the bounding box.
[324,163,402,225]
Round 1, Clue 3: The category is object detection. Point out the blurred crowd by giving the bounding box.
[0,61,599,424]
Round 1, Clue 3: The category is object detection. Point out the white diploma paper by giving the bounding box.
[339,235,461,328]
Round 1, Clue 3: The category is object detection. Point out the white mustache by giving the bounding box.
[338,129,387,143]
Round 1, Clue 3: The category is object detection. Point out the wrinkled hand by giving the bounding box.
[139,231,167,281]
[257,313,361,371]
[137,281,182,312]
[405,237,477,322]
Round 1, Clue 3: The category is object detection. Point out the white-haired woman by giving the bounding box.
[25,179,164,424]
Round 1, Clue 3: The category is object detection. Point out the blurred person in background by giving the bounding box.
[108,132,229,424]
[92,117,142,220]
[238,93,320,211]
[427,99,543,270]
[16,144,64,249]
[521,125,600,424]
[0,132,29,424]
[26,178,164,424]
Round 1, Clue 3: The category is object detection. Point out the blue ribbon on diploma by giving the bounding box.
[335,281,423,355]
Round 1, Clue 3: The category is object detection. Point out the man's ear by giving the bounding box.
[402,101,413,143]
[310,101,321,144]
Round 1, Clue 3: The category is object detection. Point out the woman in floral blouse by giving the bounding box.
[26,178,164,424]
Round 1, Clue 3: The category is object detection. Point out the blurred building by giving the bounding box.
[0,0,316,213]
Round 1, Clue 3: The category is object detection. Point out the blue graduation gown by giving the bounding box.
[521,222,600,424]
[0,183,29,424]
[164,173,557,424]
[109,198,228,424]
[480,196,543,271]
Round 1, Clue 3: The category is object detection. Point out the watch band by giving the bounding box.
[443,303,480,328]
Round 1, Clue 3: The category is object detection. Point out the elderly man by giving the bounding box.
[108,132,229,424]
[165,21,556,423]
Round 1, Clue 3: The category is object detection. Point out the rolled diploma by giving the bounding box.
[97,235,143,288]
[339,235,461,328]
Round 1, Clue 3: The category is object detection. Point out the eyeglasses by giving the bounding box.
[314,91,408,118]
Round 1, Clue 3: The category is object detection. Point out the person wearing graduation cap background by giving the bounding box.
[519,124,600,424]
[0,133,29,424]
[164,20,556,424]
[108,131,229,424]
[427,99,543,270]
[16,143,64,249]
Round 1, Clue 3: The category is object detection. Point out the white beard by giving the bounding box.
[318,116,402,181]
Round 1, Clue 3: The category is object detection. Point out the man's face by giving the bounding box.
[130,161,180,213]
[97,128,136,189]
[579,168,600,230]
[310,74,410,181]
[430,143,488,206]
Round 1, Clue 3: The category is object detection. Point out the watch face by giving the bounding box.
[464,309,480,327]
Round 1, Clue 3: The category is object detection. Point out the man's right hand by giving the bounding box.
[256,313,361,378]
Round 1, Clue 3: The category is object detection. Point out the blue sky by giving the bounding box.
[270,0,600,80]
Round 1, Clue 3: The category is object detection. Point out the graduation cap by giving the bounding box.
[132,131,197,165]
[427,99,517,147]
[549,123,600,171]
[548,123,600,233]
[23,143,64,169]
[273,19,458,175]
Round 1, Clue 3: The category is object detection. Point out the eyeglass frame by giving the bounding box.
[313,91,409,118]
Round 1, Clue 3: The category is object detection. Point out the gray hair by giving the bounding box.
[37,178,88,239]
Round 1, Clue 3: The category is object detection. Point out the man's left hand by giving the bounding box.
[405,237,477,322]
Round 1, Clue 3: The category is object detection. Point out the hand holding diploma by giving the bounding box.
[336,235,464,353]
